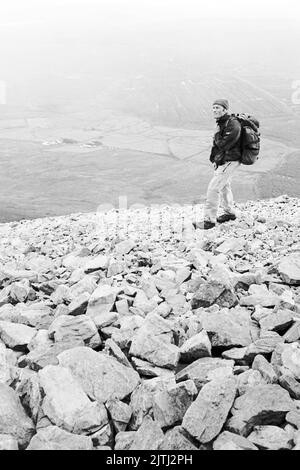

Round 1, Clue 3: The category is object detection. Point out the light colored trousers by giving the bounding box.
[204,161,241,223]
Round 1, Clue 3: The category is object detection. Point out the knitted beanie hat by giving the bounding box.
[213,99,229,110]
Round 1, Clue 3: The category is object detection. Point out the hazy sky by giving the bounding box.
[0,0,300,25]
[1,0,299,107]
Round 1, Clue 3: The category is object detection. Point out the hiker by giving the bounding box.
[194,99,242,230]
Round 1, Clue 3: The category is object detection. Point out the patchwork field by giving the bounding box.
[0,107,298,222]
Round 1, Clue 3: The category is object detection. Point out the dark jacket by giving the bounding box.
[210,113,242,166]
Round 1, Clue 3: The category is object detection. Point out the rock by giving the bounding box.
[286,410,300,429]
[226,385,294,436]
[129,315,180,370]
[0,434,19,450]
[48,315,101,349]
[278,254,300,285]
[222,347,249,365]
[18,304,54,329]
[245,331,284,361]
[280,343,300,379]
[129,416,164,450]
[91,311,118,329]
[27,426,93,450]
[86,284,117,317]
[252,305,272,323]
[83,255,109,274]
[152,380,197,429]
[240,284,279,307]
[131,357,174,378]
[216,238,246,254]
[50,285,71,305]
[68,293,90,316]
[25,340,84,371]
[39,365,108,434]
[103,338,132,368]
[252,355,278,384]
[248,425,293,450]
[293,430,300,449]
[182,377,237,443]
[69,276,98,298]
[179,330,212,363]
[197,308,252,348]
[279,375,300,399]
[115,239,135,255]
[90,423,113,447]
[0,342,11,384]
[115,299,130,315]
[133,290,158,315]
[0,383,35,448]
[176,357,234,391]
[237,370,266,395]
[130,332,180,370]
[129,376,176,430]
[159,426,198,450]
[15,371,42,423]
[106,399,132,432]
[0,321,36,351]
[191,281,238,309]
[58,346,140,403]
[259,309,294,333]
[283,322,300,343]
[115,431,137,450]
[213,431,258,450]
[176,267,191,285]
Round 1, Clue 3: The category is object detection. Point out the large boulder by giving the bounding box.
[252,355,278,384]
[129,416,164,450]
[191,281,238,310]
[0,321,36,351]
[25,339,84,371]
[278,254,300,285]
[129,314,180,370]
[0,383,35,449]
[48,315,101,349]
[0,434,19,450]
[0,342,11,384]
[159,426,198,450]
[129,376,176,431]
[179,331,212,363]
[176,357,234,391]
[244,331,284,361]
[240,285,279,308]
[152,380,197,429]
[58,346,140,403]
[182,376,237,443]
[213,431,258,450]
[226,385,294,436]
[86,284,117,317]
[259,309,294,333]
[248,425,293,450]
[106,399,132,433]
[38,365,108,434]
[196,308,253,348]
[27,426,93,450]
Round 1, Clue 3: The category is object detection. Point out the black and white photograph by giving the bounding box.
[0,0,300,456]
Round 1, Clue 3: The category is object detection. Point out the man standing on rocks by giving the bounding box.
[194,99,242,230]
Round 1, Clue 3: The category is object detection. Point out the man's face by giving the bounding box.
[213,105,227,119]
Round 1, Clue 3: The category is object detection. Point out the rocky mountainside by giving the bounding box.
[0,195,300,450]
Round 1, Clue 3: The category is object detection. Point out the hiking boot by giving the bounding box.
[192,220,216,230]
[217,213,237,224]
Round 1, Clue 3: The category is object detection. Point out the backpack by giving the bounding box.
[231,113,261,165]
